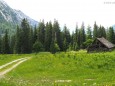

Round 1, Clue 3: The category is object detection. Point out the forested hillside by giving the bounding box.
[0,18,114,54]
[0,0,38,35]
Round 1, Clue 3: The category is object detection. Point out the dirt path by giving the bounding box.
[0,58,25,69]
[0,57,30,78]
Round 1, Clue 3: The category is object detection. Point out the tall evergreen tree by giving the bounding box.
[93,22,98,39]
[1,30,10,54]
[20,18,31,53]
[71,31,75,50]
[75,24,79,43]
[53,20,63,51]
[0,35,2,53]
[98,26,106,38]
[108,27,115,43]
[10,35,15,53]
[33,25,37,44]
[71,24,79,50]
[37,20,45,47]
[45,22,52,51]
[87,25,92,39]
[29,27,33,53]
[62,25,71,51]
[14,25,21,53]
[77,30,81,48]
[101,26,106,38]
[80,22,86,48]
[98,25,102,38]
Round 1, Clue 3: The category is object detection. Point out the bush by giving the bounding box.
[50,42,60,54]
[83,39,93,48]
[33,41,44,53]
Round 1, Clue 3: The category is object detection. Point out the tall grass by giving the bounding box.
[0,51,115,86]
[0,54,30,66]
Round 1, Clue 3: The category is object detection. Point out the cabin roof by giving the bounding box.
[97,37,115,49]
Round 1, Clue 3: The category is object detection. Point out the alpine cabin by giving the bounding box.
[87,37,115,52]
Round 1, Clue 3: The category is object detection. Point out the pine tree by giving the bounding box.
[87,25,92,39]
[108,27,115,43]
[101,26,106,38]
[29,27,33,53]
[71,31,75,50]
[53,20,63,51]
[1,30,10,54]
[75,24,79,43]
[10,35,15,53]
[80,22,86,48]
[98,25,106,38]
[20,18,31,53]
[0,35,2,53]
[63,38,68,51]
[71,24,79,50]
[98,25,102,38]
[33,25,37,44]
[62,25,71,51]
[93,22,98,39]
[45,22,52,51]
[37,20,45,47]
[77,30,81,48]
[14,25,21,53]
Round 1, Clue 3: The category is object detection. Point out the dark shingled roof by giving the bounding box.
[97,37,115,49]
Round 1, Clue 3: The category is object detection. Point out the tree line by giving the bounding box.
[0,19,114,54]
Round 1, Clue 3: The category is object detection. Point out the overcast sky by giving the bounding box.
[4,0,115,31]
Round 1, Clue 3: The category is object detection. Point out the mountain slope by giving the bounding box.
[0,0,38,34]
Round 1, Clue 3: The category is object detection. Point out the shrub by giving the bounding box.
[33,41,44,53]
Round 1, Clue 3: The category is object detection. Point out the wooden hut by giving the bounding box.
[87,37,115,52]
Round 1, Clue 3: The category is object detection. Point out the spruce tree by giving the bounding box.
[14,25,21,53]
[45,22,52,51]
[87,25,92,39]
[20,18,31,53]
[80,22,86,48]
[75,24,79,43]
[77,30,81,48]
[98,25,106,38]
[10,35,15,53]
[29,27,33,53]
[93,22,98,39]
[0,35,2,53]
[53,20,63,51]
[101,26,106,38]
[1,30,10,54]
[108,27,115,43]
[37,20,45,47]
[98,25,102,38]
[33,25,37,44]
[71,31,75,50]
[62,25,71,51]
[71,24,79,50]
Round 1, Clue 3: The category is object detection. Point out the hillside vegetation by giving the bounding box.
[0,50,115,86]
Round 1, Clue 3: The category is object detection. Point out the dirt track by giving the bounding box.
[0,57,30,78]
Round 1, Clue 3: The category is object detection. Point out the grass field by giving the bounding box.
[0,54,30,66]
[0,50,115,86]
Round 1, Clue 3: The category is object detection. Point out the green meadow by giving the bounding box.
[0,54,30,66]
[0,50,115,86]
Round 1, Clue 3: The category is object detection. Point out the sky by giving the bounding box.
[3,0,115,31]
